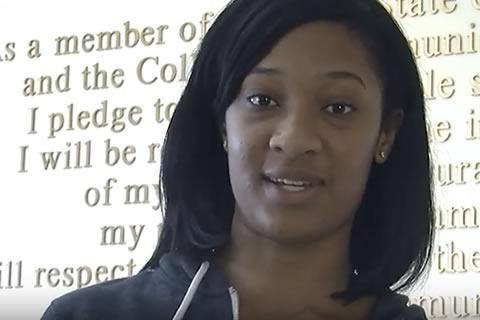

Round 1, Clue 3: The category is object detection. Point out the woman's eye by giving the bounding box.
[247,95,278,107]
[324,103,354,115]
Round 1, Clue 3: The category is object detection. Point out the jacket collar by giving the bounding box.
[158,253,426,320]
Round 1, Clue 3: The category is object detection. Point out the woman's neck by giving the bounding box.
[221,213,353,294]
[215,212,374,320]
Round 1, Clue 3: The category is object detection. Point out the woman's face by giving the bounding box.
[225,22,398,244]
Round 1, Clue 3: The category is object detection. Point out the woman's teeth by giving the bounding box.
[268,178,313,191]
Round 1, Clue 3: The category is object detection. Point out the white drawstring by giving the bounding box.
[229,286,240,320]
[172,261,210,320]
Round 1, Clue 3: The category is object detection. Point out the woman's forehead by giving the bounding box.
[243,22,381,90]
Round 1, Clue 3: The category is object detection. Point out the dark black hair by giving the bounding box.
[143,0,435,303]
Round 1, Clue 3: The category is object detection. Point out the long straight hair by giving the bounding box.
[144,0,435,303]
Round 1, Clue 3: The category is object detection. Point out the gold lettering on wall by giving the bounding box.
[472,74,480,96]
[422,69,457,100]
[408,24,478,59]
[427,120,452,143]
[55,21,169,56]
[379,0,459,17]
[434,161,480,186]
[411,295,480,318]
[473,0,480,10]
[432,241,480,273]
[435,205,479,229]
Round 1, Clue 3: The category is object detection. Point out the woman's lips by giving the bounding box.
[262,168,325,185]
[261,171,326,205]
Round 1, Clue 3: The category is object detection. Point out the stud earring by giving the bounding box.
[380,151,386,159]
[223,140,228,152]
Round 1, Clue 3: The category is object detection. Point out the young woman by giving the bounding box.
[41,0,435,319]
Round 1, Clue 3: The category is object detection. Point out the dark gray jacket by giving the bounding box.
[41,253,427,320]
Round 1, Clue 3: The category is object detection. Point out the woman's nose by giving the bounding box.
[268,112,323,157]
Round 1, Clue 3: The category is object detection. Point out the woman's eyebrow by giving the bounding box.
[250,67,366,88]
[319,70,366,89]
[250,67,283,76]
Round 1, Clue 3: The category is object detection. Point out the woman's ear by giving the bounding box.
[375,109,404,164]
[220,122,228,152]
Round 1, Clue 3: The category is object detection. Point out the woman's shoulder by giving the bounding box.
[370,290,427,320]
[39,253,232,320]
[40,266,181,320]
